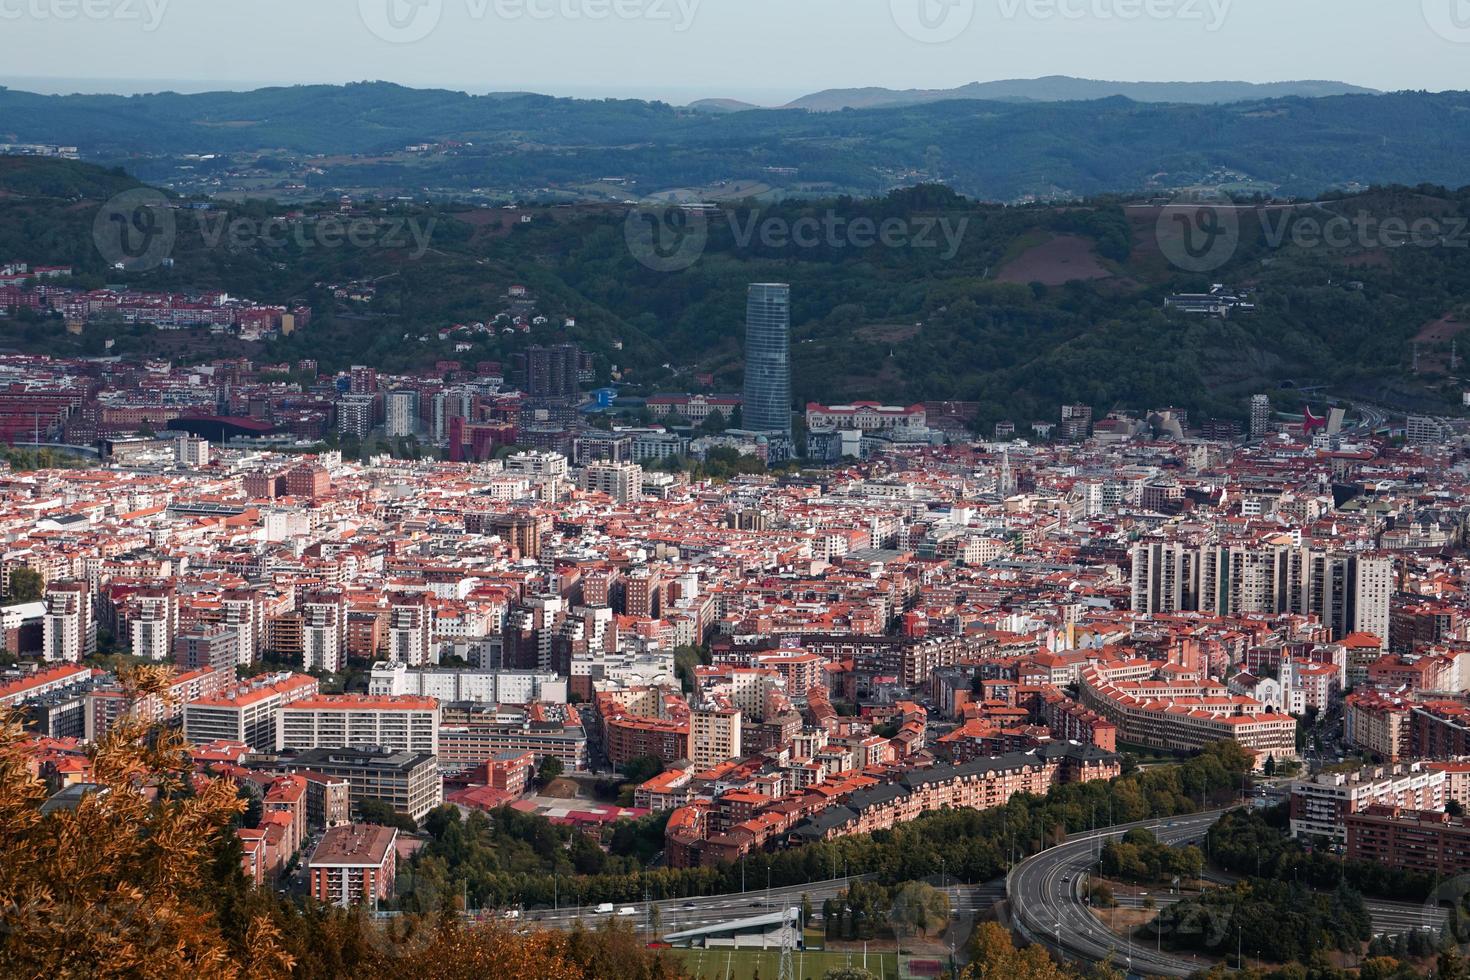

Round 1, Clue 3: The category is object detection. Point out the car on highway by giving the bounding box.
[595,903,615,914]
[616,907,637,917]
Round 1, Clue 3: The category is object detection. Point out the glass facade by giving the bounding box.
[742,282,792,436]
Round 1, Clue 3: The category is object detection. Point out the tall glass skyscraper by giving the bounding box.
[742,282,792,436]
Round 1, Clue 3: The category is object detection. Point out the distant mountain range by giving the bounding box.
[0,80,1465,203]
[773,76,1383,112]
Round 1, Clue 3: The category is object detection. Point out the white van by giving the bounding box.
[595,903,615,914]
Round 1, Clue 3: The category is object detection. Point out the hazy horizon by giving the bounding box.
[0,73,1435,108]
[1,1,1467,106]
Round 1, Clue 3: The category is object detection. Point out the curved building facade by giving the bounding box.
[742,283,792,436]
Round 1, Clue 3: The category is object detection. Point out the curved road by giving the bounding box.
[1008,812,1226,977]
[1007,810,1447,976]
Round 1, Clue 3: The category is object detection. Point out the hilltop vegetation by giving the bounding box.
[3,160,1470,428]
[4,83,1470,201]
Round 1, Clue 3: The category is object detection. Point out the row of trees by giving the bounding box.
[819,880,950,942]
[1155,878,1372,965]
[391,740,1256,911]
[1098,827,1204,884]
[0,664,686,979]
[1207,807,1439,902]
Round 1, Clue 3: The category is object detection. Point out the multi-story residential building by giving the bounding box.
[279,695,440,756]
[367,662,566,704]
[1078,661,1297,767]
[690,703,742,772]
[300,592,347,674]
[384,389,419,438]
[577,462,643,503]
[1289,762,1446,844]
[266,746,442,821]
[183,673,320,752]
[1128,543,1391,642]
[42,581,93,662]
[1346,806,1470,876]
[173,627,240,674]
[387,593,431,667]
[1344,690,1415,762]
[309,824,398,909]
[336,394,375,438]
[129,584,177,661]
[437,703,588,771]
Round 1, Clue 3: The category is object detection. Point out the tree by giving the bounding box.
[424,804,462,840]
[890,881,950,938]
[5,566,44,603]
[619,756,664,787]
[962,922,1077,980]
[0,664,294,977]
[358,799,419,834]
[537,756,565,788]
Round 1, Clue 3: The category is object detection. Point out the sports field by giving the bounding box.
[667,947,919,979]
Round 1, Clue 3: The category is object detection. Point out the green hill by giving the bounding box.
[2,83,1470,202]
[3,160,1469,429]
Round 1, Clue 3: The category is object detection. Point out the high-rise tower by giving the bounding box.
[742,283,792,436]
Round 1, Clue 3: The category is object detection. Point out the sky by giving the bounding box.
[0,0,1467,105]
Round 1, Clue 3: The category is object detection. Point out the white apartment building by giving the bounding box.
[1289,763,1445,843]
[183,673,320,751]
[42,582,93,663]
[504,450,568,481]
[577,462,643,503]
[279,695,440,756]
[301,594,346,673]
[367,661,567,704]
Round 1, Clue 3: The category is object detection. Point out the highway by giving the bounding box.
[1009,812,1222,977]
[1007,811,1448,977]
[517,875,1004,936]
